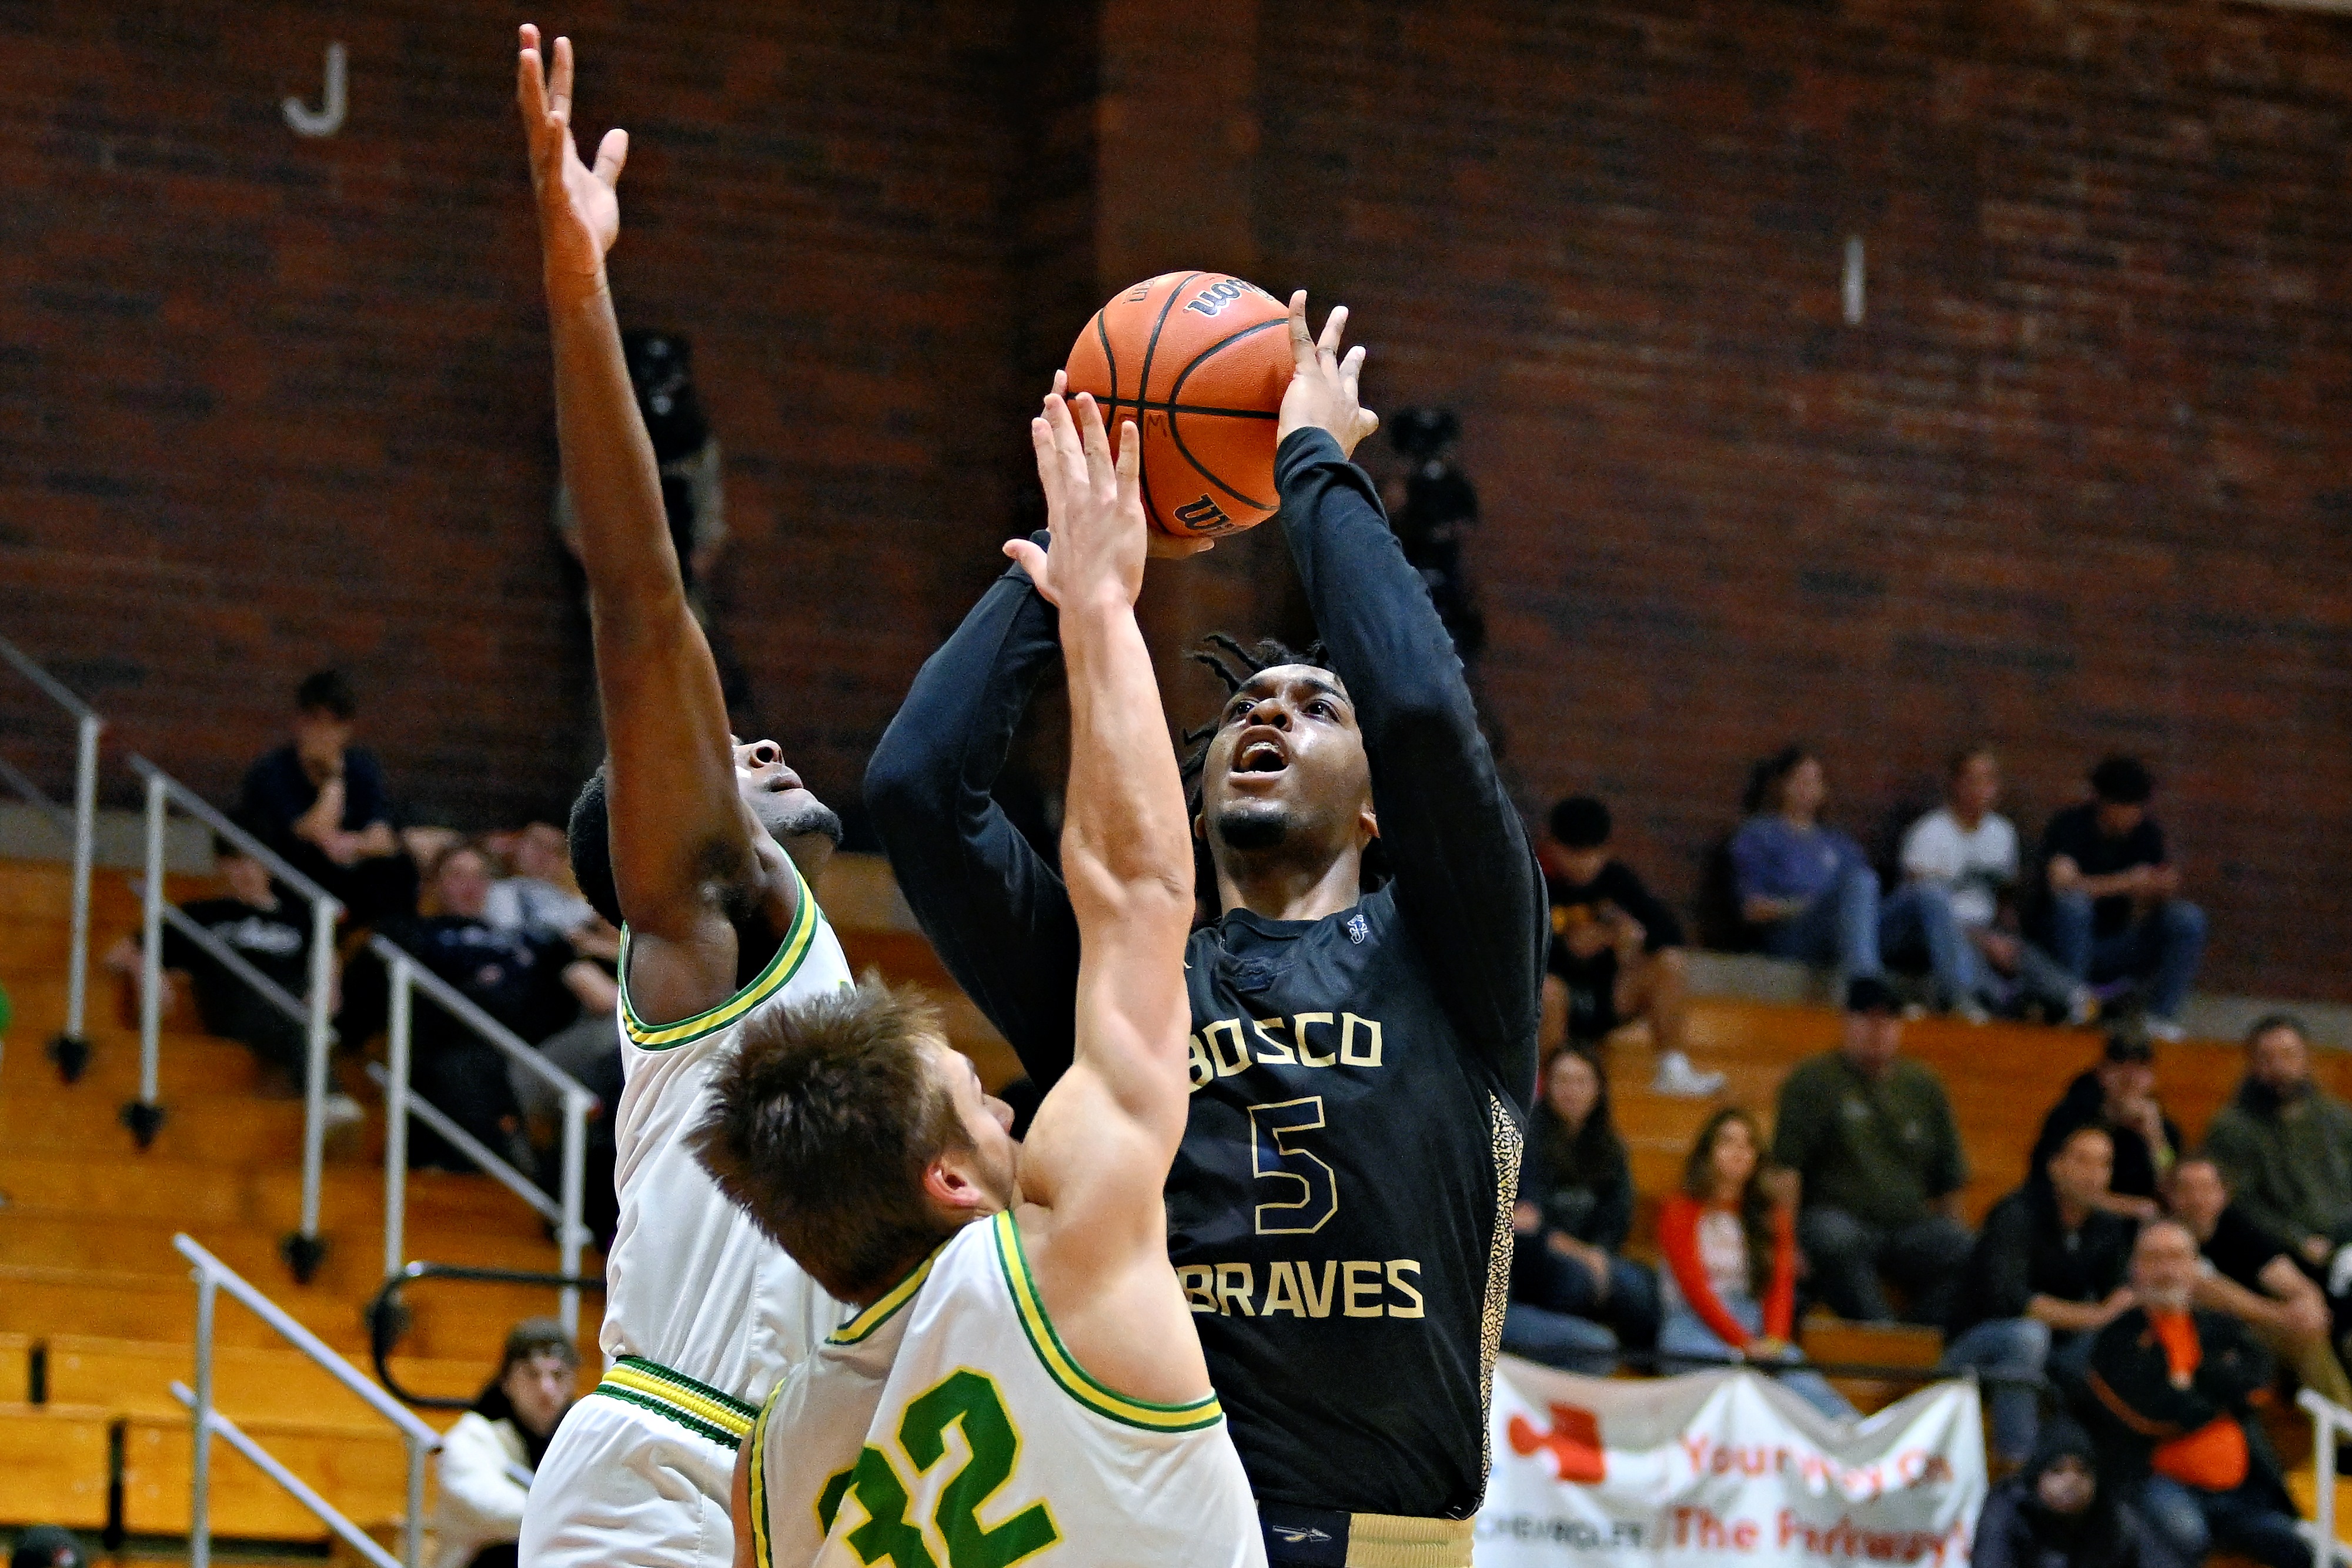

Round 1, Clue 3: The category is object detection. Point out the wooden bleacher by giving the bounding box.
[6,848,2352,1549]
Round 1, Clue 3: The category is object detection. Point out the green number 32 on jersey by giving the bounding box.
[816,1369,1062,1568]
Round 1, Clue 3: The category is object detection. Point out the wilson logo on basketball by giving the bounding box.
[1508,1402,1607,1484]
[1173,495,1232,531]
[1182,278,1268,319]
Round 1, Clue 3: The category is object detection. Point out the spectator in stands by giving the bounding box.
[2202,1015,2352,1276]
[1942,1125,2137,1465]
[433,1319,579,1568]
[484,821,600,945]
[382,845,614,1172]
[1539,795,1717,1096]
[2171,1156,2352,1409]
[1658,1107,1854,1420]
[1773,976,1972,1326]
[2039,756,2204,1041]
[2029,1031,2183,1219]
[1733,748,1973,1014]
[1505,1048,1660,1369]
[1973,1417,2171,1568]
[1900,747,2090,1023]
[99,833,363,1124]
[10,1527,86,1568]
[238,670,417,925]
[2083,1220,2308,1568]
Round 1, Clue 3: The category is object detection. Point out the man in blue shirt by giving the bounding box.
[238,670,417,924]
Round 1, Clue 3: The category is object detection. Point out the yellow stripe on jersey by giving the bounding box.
[988,1211,1225,1433]
[827,1245,943,1345]
[618,861,826,1049]
[597,1357,758,1446]
[748,1380,782,1568]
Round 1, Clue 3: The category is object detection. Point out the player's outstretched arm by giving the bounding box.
[1005,393,1207,1402]
[1274,292,1545,1104]
[517,27,794,1005]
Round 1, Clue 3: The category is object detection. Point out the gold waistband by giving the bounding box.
[1343,1512,1475,1568]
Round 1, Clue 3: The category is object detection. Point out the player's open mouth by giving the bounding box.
[1233,735,1288,774]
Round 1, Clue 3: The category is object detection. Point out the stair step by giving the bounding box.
[123,1413,413,1539]
[0,1155,553,1235]
[0,1214,575,1298]
[0,1403,114,1529]
[44,1335,485,1425]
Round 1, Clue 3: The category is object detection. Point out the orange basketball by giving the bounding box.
[1063,272,1294,538]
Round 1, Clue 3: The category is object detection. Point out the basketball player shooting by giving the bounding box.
[510,27,856,1568]
[697,389,1264,1568]
[867,299,1546,1565]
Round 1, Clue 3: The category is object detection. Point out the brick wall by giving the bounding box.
[5,0,2350,998]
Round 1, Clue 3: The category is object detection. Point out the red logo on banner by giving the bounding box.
[1508,1402,1606,1483]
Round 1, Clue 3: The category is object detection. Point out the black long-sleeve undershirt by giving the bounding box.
[868,427,1541,1108]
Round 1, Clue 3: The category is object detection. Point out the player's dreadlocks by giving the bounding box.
[1178,633,1385,921]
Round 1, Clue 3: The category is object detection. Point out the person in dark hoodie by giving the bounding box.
[1974,1417,2175,1568]
[2029,1031,2183,1219]
[1504,1047,1660,1368]
[2083,1220,2308,1568]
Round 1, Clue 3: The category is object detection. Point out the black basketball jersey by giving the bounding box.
[1171,887,1522,1517]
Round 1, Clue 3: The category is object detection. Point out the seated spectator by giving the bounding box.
[1941,1126,2136,1465]
[100,834,362,1124]
[2202,1014,2352,1276]
[1900,748,2089,1022]
[11,1527,87,1568]
[2083,1220,2308,1568]
[1538,795,1717,1096]
[237,670,417,925]
[1773,977,1972,1325]
[381,845,613,1172]
[432,1319,579,1568]
[2172,1155,2352,1410]
[1504,1048,1661,1369]
[1658,1108,1855,1421]
[1733,748,1972,1014]
[483,821,600,944]
[2038,756,2204,1042]
[2029,1031,2183,1219]
[1973,1417,2171,1568]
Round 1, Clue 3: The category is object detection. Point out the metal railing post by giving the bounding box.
[403,1439,428,1568]
[383,959,412,1281]
[191,1269,218,1568]
[289,895,339,1281]
[62,711,99,1045]
[559,1089,589,1333]
[132,770,168,1144]
[2319,1395,2338,1561]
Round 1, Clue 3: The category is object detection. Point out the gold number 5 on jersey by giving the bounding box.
[1250,1097,1338,1235]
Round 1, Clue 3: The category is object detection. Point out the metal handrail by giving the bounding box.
[368,932,599,1332]
[175,1233,440,1568]
[2300,1388,2352,1564]
[0,633,103,1071]
[365,1262,606,1410]
[129,875,340,1041]
[129,756,342,1278]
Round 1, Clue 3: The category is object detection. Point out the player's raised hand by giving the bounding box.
[1277,290,1379,459]
[1008,391,1147,613]
[517,25,627,299]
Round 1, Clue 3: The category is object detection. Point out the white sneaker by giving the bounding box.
[2066,989,2100,1028]
[1652,1051,1726,1098]
[1956,999,1992,1026]
[322,1092,365,1129]
[2146,1018,2186,1044]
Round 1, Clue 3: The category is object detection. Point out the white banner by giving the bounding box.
[1476,1358,1987,1568]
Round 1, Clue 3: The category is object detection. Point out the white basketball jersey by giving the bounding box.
[750,1211,1265,1568]
[600,864,854,1409]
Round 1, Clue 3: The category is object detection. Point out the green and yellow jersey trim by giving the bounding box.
[589,1356,759,1450]
[617,861,825,1049]
[989,1210,1225,1433]
[827,1245,944,1346]
[747,1379,782,1568]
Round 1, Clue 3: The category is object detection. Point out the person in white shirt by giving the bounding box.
[1900,748,2090,1023]
[433,1320,579,1568]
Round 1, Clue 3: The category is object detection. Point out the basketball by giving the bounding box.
[1063,272,1294,538]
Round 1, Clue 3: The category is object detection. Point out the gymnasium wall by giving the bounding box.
[6,1,2351,1000]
